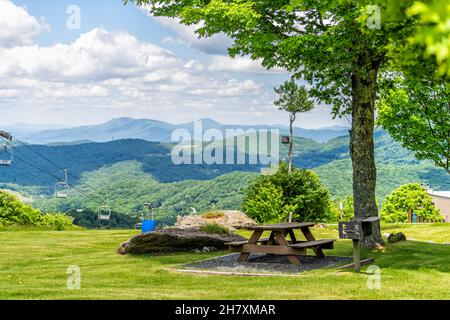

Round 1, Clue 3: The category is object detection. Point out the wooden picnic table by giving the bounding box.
[226,222,335,266]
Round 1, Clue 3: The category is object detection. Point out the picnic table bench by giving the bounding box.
[226,222,335,266]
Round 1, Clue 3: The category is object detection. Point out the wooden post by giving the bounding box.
[352,240,361,273]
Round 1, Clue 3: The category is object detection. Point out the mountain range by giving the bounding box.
[7,117,350,144]
[1,118,449,226]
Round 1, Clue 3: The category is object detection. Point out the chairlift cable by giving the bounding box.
[8,136,107,198]
[1,137,105,207]
[2,136,114,216]
[13,138,66,171]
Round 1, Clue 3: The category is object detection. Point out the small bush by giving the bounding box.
[37,213,75,231]
[242,163,331,223]
[202,212,225,219]
[199,223,230,235]
[0,190,75,230]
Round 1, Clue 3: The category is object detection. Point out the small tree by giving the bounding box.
[274,81,314,173]
[242,163,331,223]
[378,77,450,174]
[381,183,443,223]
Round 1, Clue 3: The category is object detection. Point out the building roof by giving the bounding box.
[428,191,450,199]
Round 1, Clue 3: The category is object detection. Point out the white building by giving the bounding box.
[425,188,450,222]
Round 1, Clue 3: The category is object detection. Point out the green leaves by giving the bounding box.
[406,0,450,76]
[381,183,443,222]
[242,162,331,223]
[377,76,450,174]
[274,80,314,115]
[0,190,74,230]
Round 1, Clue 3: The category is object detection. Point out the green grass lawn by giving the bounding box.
[0,224,449,300]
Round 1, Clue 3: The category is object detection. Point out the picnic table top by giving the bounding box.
[247,222,316,231]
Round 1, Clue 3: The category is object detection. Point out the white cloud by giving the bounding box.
[0,23,267,125]
[0,0,49,48]
[36,83,110,98]
[208,55,287,74]
[0,28,178,81]
[138,4,232,55]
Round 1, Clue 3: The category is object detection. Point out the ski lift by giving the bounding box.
[98,196,111,221]
[0,131,13,166]
[55,169,69,198]
[0,143,13,166]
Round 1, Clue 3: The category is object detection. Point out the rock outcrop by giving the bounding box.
[117,228,247,255]
[175,210,257,231]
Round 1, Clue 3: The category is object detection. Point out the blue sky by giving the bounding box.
[0,0,349,128]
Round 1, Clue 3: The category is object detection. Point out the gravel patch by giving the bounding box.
[182,253,352,274]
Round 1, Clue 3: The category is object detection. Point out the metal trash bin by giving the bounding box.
[142,220,156,233]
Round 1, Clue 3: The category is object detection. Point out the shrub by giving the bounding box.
[381,183,443,223]
[329,196,354,222]
[242,182,285,223]
[37,213,75,231]
[0,190,75,230]
[199,223,230,235]
[242,162,331,223]
[202,212,225,219]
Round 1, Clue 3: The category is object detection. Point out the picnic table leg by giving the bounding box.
[267,231,275,245]
[273,231,301,266]
[237,230,263,263]
[300,227,325,258]
[288,229,297,244]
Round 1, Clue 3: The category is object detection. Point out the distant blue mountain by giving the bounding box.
[18,117,349,144]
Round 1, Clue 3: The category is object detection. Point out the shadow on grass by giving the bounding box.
[370,240,450,273]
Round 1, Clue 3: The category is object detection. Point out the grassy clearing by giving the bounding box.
[0,224,449,300]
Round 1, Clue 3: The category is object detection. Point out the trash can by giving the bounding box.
[412,213,417,223]
[142,220,156,233]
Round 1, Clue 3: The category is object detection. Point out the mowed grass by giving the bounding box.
[0,224,449,300]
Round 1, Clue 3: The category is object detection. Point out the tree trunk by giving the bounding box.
[288,114,295,174]
[350,57,383,248]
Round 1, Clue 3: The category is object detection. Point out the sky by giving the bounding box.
[0,0,350,128]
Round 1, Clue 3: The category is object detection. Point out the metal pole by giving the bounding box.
[353,239,361,273]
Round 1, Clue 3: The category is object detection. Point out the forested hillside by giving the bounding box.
[34,162,257,226]
[1,128,449,227]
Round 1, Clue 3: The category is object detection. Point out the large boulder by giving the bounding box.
[175,210,257,231]
[117,228,247,255]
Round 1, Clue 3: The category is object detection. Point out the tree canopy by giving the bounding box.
[125,0,446,246]
[381,183,443,223]
[274,80,314,115]
[378,77,450,174]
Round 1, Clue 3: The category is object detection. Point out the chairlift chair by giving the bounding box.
[0,130,13,166]
[98,205,111,221]
[55,169,69,198]
[98,196,111,221]
[0,143,13,166]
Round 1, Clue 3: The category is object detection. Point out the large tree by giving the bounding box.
[127,0,423,246]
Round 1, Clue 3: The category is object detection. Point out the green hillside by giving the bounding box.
[1,129,449,227]
[34,162,257,226]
